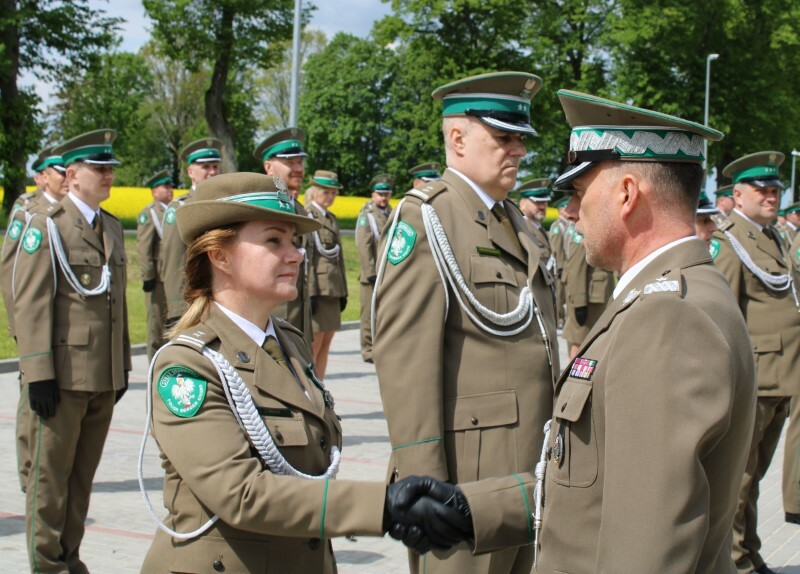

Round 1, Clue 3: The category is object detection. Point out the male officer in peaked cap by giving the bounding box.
[161,138,222,327]
[137,170,174,361]
[439,91,755,572]
[712,152,800,574]
[13,129,132,572]
[254,127,314,345]
[372,71,559,574]
[696,190,722,250]
[409,162,442,189]
[355,173,394,362]
[2,147,67,494]
[549,195,571,325]
[516,178,556,274]
[780,201,800,246]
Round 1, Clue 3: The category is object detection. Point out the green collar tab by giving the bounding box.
[262,139,304,161]
[442,93,530,118]
[187,148,222,164]
[220,191,295,214]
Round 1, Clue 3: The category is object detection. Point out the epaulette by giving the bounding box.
[172,323,218,350]
[716,218,734,232]
[405,180,447,203]
[619,268,684,306]
[41,202,63,217]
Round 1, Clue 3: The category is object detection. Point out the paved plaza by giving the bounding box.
[0,326,798,573]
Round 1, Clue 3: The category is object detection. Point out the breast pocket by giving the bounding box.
[469,255,520,314]
[549,378,598,488]
[68,248,104,288]
[752,333,781,390]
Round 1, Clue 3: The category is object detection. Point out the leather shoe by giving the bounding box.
[754,564,778,574]
[786,511,800,525]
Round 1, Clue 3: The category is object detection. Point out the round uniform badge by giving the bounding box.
[138,212,148,225]
[358,216,368,227]
[387,221,417,265]
[80,273,91,286]
[8,219,23,240]
[551,225,559,235]
[573,232,584,244]
[157,366,207,418]
[22,227,42,254]
[709,237,720,260]
[164,207,176,225]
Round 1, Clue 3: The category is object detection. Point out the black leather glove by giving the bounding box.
[310,296,319,315]
[384,476,473,554]
[368,275,377,286]
[29,380,59,419]
[574,305,588,326]
[115,371,129,404]
[340,297,348,312]
[142,279,156,293]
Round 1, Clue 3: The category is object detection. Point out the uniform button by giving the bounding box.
[236,351,250,363]
[495,272,502,279]
[60,338,66,343]
[212,558,224,571]
[471,416,479,426]
[308,538,321,550]
[320,437,328,449]
[561,403,567,412]
[275,431,284,444]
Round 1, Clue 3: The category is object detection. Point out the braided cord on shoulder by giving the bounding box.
[313,230,341,259]
[46,217,110,296]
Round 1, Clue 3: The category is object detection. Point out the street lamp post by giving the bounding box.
[703,53,720,172]
[289,0,302,127]
[791,150,800,203]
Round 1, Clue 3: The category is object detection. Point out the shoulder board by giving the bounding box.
[41,202,63,217]
[641,267,683,300]
[405,180,447,203]
[172,323,218,350]
[716,218,733,232]
[174,196,189,206]
[273,316,305,338]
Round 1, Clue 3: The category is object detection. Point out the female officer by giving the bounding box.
[139,173,468,573]
[304,170,347,379]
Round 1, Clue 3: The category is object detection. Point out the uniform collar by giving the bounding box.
[448,167,504,211]
[213,301,276,347]
[68,191,100,225]
[158,201,169,209]
[43,192,59,204]
[788,221,797,232]
[311,201,327,217]
[613,235,695,299]
[733,208,764,232]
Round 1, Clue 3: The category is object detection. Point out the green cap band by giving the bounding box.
[570,127,705,161]
[732,164,780,183]
[220,191,295,214]
[38,156,64,170]
[150,176,173,188]
[187,148,222,164]
[520,187,549,198]
[62,144,113,166]
[442,93,530,117]
[262,139,304,161]
[373,182,392,191]
[411,169,439,178]
[313,176,340,187]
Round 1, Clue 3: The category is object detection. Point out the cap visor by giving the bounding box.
[274,151,308,158]
[530,196,552,202]
[477,116,538,136]
[744,178,784,189]
[84,158,122,166]
[51,165,67,173]
[697,206,720,215]
[553,162,594,191]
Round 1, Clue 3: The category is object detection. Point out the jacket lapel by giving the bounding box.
[65,196,104,254]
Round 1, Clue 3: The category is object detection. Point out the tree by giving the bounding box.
[143,0,306,173]
[0,0,120,213]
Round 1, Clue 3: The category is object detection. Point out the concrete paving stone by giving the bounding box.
[0,327,798,572]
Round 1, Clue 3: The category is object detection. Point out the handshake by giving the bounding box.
[383,475,474,554]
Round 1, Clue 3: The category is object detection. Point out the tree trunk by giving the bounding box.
[204,5,238,173]
[0,0,27,214]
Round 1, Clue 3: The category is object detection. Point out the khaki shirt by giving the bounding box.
[464,240,756,571]
[306,203,347,298]
[355,199,391,284]
[13,196,131,389]
[712,211,800,396]
[141,305,384,573]
[136,200,166,282]
[160,193,192,320]
[373,168,559,485]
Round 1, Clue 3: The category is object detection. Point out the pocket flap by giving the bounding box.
[53,324,89,346]
[444,390,518,430]
[470,255,517,286]
[554,378,592,422]
[752,333,781,353]
[68,249,102,266]
[263,417,309,446]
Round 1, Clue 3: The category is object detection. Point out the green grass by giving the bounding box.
[0,233,361,360]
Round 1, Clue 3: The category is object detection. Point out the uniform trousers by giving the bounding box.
[17,376,30,491]
[732,396,790,573]
[27,389,115,574]
[145,280,167,362]
[410,543,533,574]
[359,282,374,362]
[562,301,605,347]
[784,397,800,514]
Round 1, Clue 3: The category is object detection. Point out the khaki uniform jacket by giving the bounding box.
[14,196,131,389]
[355,199,391,284]
[563,229,614,309]
[160,193,192,320]
[373,168,559,484]
[307,203,347,298]
[523,217,554,273]
[273,197,313,342]
[136,201,166,282]
[776,221,796,249]
[2,193,51,337]
[142,305,384,573]
[712,211,800,396]
[463,241,756,570]
[791,232,800,271]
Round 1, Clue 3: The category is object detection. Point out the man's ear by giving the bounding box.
[619,171,641,221]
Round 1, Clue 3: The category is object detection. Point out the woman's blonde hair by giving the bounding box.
[166,224,242,338]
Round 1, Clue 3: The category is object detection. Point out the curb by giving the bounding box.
[0,320,361,374]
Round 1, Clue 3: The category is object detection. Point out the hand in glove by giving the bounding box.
[115,371,129,404]
[142,279,156,293]
[384,476,473,554]
[340,297,348,312]
[29,380,59,419]
[574,305,588,326]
